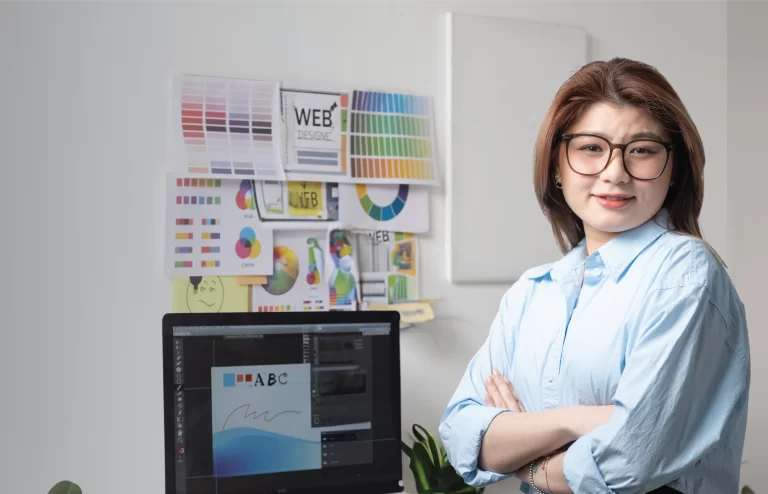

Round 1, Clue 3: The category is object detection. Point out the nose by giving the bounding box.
[599,149,631,184]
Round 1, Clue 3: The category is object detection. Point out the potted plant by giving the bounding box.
[401,423,483,494]
[49,481,82,494]
[742,487,754,494]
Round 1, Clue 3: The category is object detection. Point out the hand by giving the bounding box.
[485,369,526,412]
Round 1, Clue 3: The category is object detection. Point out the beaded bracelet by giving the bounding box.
[529,460,545,493]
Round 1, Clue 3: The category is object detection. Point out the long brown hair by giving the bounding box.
[533,58,706,254]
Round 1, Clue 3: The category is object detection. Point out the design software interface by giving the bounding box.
[170,322,399,494]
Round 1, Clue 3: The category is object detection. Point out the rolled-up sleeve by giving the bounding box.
[563,283,749,493]
[439,284,524,487]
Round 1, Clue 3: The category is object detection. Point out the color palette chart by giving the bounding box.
[177,75,285,180]
[165,174,273,277]
[346,90,437,184]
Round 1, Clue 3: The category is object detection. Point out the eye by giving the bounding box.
[209,288,216,292]
[581,144,603,152]
[200,287,207,292]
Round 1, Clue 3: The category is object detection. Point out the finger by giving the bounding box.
[485,376,505,408]
[492,371,521,412]
[500,375,526,411]
[502,375,520,401]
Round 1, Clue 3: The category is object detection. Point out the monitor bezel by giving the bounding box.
[162,310,403,494]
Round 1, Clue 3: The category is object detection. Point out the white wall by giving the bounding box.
[0,2,738,493]
[727,1,768,490]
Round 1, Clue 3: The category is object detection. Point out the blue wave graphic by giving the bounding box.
[213,427,321,477]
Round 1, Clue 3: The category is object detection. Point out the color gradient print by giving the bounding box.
[177,75,285,180]
[346,90,438,184]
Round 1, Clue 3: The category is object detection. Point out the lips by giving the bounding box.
[593,194,635,209]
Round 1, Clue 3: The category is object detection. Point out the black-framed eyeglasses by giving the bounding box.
[561,133,674,181]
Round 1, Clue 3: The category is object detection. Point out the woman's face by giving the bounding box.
[558,102,674,251]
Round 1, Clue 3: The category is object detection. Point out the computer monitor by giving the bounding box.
[162,311,403,494]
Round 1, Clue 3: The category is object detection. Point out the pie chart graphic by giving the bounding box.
[356,184,409,221]
[264,246,299,296]
[236,180,256,210]
[235,227,262,259]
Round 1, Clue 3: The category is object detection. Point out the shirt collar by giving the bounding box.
[597,208,670,281]
[523,209,671,283]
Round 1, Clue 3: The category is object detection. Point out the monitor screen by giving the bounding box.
[163,312,402,494]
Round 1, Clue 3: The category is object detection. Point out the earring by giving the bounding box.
[555,177,562,189]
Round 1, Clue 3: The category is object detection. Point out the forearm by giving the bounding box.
[478,408,575,474]
[515,450,572,494]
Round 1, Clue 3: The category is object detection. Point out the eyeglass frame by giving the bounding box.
[560,133,675,181]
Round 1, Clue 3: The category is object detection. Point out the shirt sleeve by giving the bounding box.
[438,283,525,487]
[562,282,749,493]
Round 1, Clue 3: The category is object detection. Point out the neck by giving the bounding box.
[584,227,619,255]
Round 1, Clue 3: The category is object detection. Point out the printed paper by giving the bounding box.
[165,174,274,276]
[175,75,285,180]
[337,183,429,233]
[345,89,438,185]
[354,231,419,304]
[281,89,349,182]
[255,181,339,222]
[172,276,249,313]
[326,229,360,310]
[251,230,331,312]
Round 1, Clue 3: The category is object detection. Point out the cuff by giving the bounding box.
[562,436,611,493]
[440,405,513,487]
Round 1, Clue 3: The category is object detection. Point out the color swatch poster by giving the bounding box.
[175,75,285,181]
[251,230,330,312]
[281,89,347,182]
[345,89,438,185]
[165,175,274,276]
[210,364,319,477]
[337,183,429,233]
[354,231,420,305]
[171,276,250,313]
[326,229,360,311]
[255,181,339,222]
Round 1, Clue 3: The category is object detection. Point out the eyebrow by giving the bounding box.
[579,130,667,141]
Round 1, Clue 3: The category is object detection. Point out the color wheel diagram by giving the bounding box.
[356,184,408,222]
[236,227,262,260]
[264,246,299,295]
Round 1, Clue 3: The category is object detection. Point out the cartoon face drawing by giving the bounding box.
[186,276,225,313]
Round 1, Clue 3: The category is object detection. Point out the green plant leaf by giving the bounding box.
[409,441,439,493]
[48,481,83,494]
[401,440,414,459]
[412,424,444,469]
[741,487,755,494]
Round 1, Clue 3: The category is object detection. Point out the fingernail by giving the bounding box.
[492,369,500,377]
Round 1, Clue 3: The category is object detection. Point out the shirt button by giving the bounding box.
[592,269,602,277]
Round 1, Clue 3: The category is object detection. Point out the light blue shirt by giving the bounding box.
[439,210,750,494]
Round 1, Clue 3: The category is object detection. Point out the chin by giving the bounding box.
[585,212,647,234]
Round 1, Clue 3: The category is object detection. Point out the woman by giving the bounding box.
[438,58,750,494]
